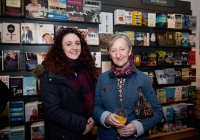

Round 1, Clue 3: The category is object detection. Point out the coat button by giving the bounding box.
[49,79,52,81]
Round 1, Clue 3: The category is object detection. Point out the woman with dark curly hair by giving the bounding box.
[33,27,99,140]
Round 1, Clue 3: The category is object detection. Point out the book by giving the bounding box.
[9,100,24,123]
[23,76,37,96]
[174,32,182,46]
[126,31,134,46]
[181,51,188,65]
[31,121,45,140]
[182,32,190,47]
[156,13,167,28]
[156,88,166,104]
[181,68,190,82]
[167,14,175,28]
[99,33,113,54]
[189,68,196,82]
[148,13,156,27]
[124,11,132,25]
[0,75,10,88]
[132,11,142,26]
[0,126,10,139]
[25,101,39,122]
[188,86,196,99]
[175,14,182,29]
[157,33,166,47]
[114,9,125,25]
[171,104,181,119]
[141,52,148,66]
[133,52,142,66]
[174,86,182,101]
[10,125,25,140]
[173,50,182,65]
[143,33,149,46]
[165,32,175,46]
[37,52,46,65]
[87,27,99,45]
[147,72,154,85]
[163,68,175,84]
[165,87,175,103]
[134,32,144,46]
[162,105,174,121]
[189,34,196,47]
[182,86,189,100]
[1,22,20,44]
[48,0,67,20]
[9,76,23,97]
[83,0,101,23]
[39,24,54,44]
[165,50,174,65]
[101,61,111,73]
[66,2,84,21]
[189,15,196,30]
[175,68,182,83]
[26,0,48,19]
[182,14,189,29]
[188,50,196,65]
[25,52,38,71]
[149,33,156,46]
[1,0,24,16]
[142,12,148,26]
[183,103,194,127]
[156,50,166,66]
[21,23,40,44]
[155,70,167,84]
[179,103,187,118]
[99,12,113,33]
[147,53,156,66]
[37,102,44,120]
[91,52,101,68]
[78,28,88,43]
[3,50,20,70]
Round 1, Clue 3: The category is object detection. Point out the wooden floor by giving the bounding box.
[178,135,200,140]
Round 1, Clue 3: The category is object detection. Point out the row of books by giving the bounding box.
[155,68,196,85]
[0,121,44,140]
[0,101,44,125]
[133,50,196,67]
[156,85,196,104]
[1,0,101,23]
[114,9,196,30]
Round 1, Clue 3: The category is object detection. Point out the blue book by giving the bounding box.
[182,32,190,47]
[165,87,175,103]
[9,101,24,123]
[23,77,37,96]
[182,15,189,29]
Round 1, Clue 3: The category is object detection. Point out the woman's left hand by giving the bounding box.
[117,122,137,137]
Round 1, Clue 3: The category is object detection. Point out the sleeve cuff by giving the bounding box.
[100,111,112,128]
[131,120,144,137]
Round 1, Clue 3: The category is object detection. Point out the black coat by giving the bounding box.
[40,71,89,140]
[0,80,9,114]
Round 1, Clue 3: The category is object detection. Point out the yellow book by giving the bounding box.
[132,11,142,26]
[126,31,134,45]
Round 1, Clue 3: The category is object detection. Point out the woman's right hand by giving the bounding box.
[105,114,125,128]
[82,123,92,135]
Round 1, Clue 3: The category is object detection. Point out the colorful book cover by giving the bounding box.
[25,52,38,71]
[1,0,24,16]
[91,52,101,68]
[181,68,190,82]
[181,51,188,65]
[155,70,166,84]
[114,9,125,25]
[148,13,156,27]
[174,50,182,65]
[48,0,66,20]
[26,0,48,19]
[174,32,182,46]
[149,33,156,46]
[171,104,181,119]
[163,68,175,84]
[23,76,37,96]
[31,121,45,140]
[167,14,175,28]
[165,87,175,103]
[182,86,188,100]
[9,76,23,97]
[175,14,182,29]
[134,32,144,46]
[66,4,84,21]
[10,125,25,140]
[133,52,142,66]
[126,31,134,46]
[124,11,132,25]
[156,50,166,66]
[39,24,54,44]
[189,15,196,30]
[78,29,88,43]
[188,86,196,99]
[174,86,182,101]
[189,34,196,47]
[189,68,196,82]
[37,52,46,65]
[147,53,156,66]
[25,101,39,122]
[87,27,99,45]
[156,13,167,28]
[83,0,101,23]
[182,32,190,47]
[165,32,175,46]
[156,88,166,104]
[141,52,148,66]
[1,22,20,44]
[182,14,189,29]
[165,50,174,66]
[3,50,20,70]
[179,103,187,118]
[142,12,148,26]
[99,33,113,54]
[9,101,24,123]
[132,11,142,26]
[188,50,196,65]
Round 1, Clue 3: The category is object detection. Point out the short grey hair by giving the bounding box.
[106,34,132,51]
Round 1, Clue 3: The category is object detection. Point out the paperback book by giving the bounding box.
[132,11,142,26]
[23,76,37,96]
[181,51,188,65]
[31,121,45,140]
[39,24,54,44]
[124,11,132,25]
[3,50,20,70]
[148,13,156,27]
[101,61,111,73]
[99,33,113,54]
[175,14,182,29]
[188,86,196,99]
[174,32,182,46]
[114,9,125,25]
[188,50,196,65]
[9,76,23,97]
[182,32,190,47]
[10,125,25,140]
[174,50,182,65]
[142,12,148,26]
[66,2,84,21]
[189,34,196,47]
[156,13,167,28]
[9,101,24,123]
[25,52,38,71]
[134,32,144,46]
[1,0,24,16]
[87,27,99,45]
[155,70,167,84]
[189,15,196,30]
[25,101,39,122]
[167,14,175,28]
[182,15,189,29]
[156,50,166,66]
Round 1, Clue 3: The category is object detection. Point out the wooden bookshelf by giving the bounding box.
[149,127,198,140]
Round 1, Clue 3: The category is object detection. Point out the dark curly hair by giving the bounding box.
[42,27,99,82]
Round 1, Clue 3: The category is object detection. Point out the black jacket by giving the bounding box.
[0,80,10,114]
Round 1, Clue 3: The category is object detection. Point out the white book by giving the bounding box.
[25,101,39,122]
[99,12,113,33]
[87,27,99,45]
[174,86,182,101]
[102,61,111,73]
[91,52,101,68]
[148,13,156,27]
[114,9,125,25]
[167,14,175,28]
[2,22,20,44]
[124,11,132,25]
[10,125,25,140]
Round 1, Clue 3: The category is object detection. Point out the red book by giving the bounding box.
[188,50,196,65]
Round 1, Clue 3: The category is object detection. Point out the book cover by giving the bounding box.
[0,126,10,139]
[157,33,166,47]
[9,101,24,123]
[0,75,10,88]
[87,27,99,45]
[143,33,149,46]
[31,121,45,140]
[133,52,142,66]
[83,0,101,23]
[189,68,196,82]
[165,50,174,65]
[163,68,175,84]
[182,86,188,100]
[78,28,88,43]
[37,102,44,120]
[181,51,188,65]
[142,12,148,26]
[156,50,166,66]
[25,101,39,122]
[9,76,23,97]
[149,33,156,46]
[167,14,175,28]
[189,15,196,30]
[171,104,181,120]
[182,32,190,47]
[182,14,189,29]
[175,14,182,29]
[164,106,174,121]
[165,87,175,103]
[3,50,20,70]
[179,103,187,118]
[1,22,20,44]
[23,76,37,96]
[181,68,190,82]
[2,0,24,16]
[189,34,196,47]
[174,86,182,101]
[114,9,125,25]
[147,53,156,66]
[39,24,54,44]
[10,125,25,140]
[156,88,166,104]
[0,102,9,126]
[101,61,111,73]
[66,4,84,21]
[183,103,194,127]
[134,32,144,46]
[124,11,132,25]
[47,0,66,20]
[156,13,167,28]
[188,86,196,99]
[141,52,148,66]
[155,70,167,84]
[21,23,40,44]
[165,32,175,46]
[174,32,182,46]
[132,11,142,26]
[26,0,48,19]
[126,31,134,46]
[37,52,46,65]
[91,52,101,68]
[99,33,113,54]
[188,50,196,65]
[99,12,113,33]
[148,13,156,27]
[174,50,182,65]
[25,52,38,71]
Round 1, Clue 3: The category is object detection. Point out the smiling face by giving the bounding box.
[109,38,132,69]
[62,33,81,60]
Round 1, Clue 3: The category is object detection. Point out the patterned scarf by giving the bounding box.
[67,56,95,117]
